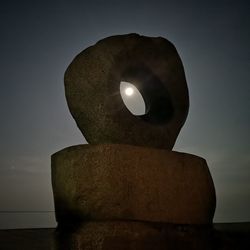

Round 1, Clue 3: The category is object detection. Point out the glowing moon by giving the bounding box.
[125,87,134,96]
[120,81,146,116]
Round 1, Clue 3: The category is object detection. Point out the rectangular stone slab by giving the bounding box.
[51,144,216,224]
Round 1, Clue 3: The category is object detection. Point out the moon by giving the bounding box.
[125,87,134,96]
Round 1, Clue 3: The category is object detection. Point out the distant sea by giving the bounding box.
[0,212,56,229]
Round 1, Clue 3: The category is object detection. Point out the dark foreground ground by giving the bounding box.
[0,223,249,250]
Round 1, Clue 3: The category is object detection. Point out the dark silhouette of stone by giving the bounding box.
[64,34,189,149]
[52,144,216,225]
[52,34,216,249]
[53,222,215,250]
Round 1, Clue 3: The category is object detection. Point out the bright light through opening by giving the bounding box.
[120,81,146,116]
[125,87,134,96]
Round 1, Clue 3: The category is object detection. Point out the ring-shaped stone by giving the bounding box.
[64,34,189,149]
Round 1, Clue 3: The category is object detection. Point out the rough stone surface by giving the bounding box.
[64,34,189,149]
[52,144,216,224]
[53,221,214,250]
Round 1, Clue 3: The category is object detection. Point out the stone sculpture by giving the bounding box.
[52,34,216,250]
[64,34,189,149]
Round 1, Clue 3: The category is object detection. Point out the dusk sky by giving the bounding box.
[0,0,249,229]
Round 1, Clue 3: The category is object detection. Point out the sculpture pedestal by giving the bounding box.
[52,144,215,225]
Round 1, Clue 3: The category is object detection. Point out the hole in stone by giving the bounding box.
[121,65,174,124]
[120,81,146,116]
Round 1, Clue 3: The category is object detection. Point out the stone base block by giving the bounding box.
[51,144,216,224]
[53,221,214,250]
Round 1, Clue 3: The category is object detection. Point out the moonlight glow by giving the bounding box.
[125,87,134,96]
[120,81,146,116]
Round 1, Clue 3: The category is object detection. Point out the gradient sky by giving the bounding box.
[0,0,249,229]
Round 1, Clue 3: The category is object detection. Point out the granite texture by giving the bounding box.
[64,34,189,149]
[52,144,216,225]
